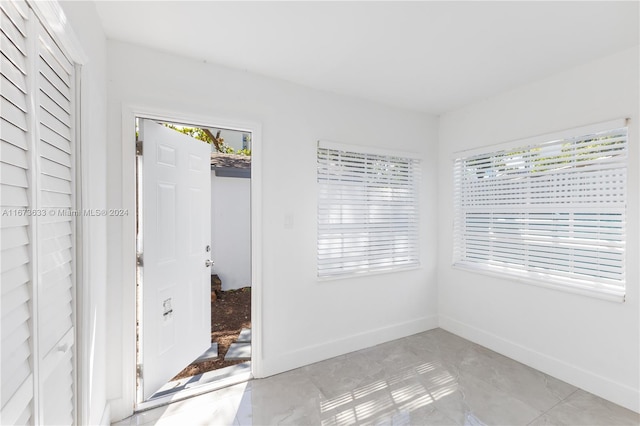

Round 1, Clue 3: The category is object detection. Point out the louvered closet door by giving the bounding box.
[1,0,77,424]
[36,20,76,426]
[1,1,35,424]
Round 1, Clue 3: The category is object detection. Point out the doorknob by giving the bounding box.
[205,259,214,267]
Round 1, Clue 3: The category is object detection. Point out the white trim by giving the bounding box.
[438,315,640,413]
[119,106,138,418]
[250,122,264,378]
[317,265,422,282]
[318,139,422,160]
[119,105,264,416]
[452,263,625,303]
[451,118,628,159]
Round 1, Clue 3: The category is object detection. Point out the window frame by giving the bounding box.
[316,140,421,280]
[452,119,628,302]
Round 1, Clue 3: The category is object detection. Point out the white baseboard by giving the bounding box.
[260,315,438,378]
[439,314,639,413]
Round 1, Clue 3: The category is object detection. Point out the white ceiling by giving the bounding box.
[94,1,639,115]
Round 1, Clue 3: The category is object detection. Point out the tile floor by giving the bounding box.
[113,329,639,426]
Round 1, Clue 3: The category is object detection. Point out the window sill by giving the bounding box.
[317,264,422,282]
[451,263,625,303]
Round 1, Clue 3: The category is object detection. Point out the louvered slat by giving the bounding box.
[453,123,627,298]
[38,55,70,96]
[1,161,28,187]
[39,118,70,149]
[0,1,27,37]
[40,107,71,140]
[1,121,28,155]
[1,97,27,130]
[40,286,72,354]
[39,233,72,252]
[1,51,26,93]
[40,140,71,167]
[40,157,72,181]
[39,247,72,275]
[1,319,31,408]
[38,74,71,114]
[0,184,28,208]
[1,75,27,112]
[42,347,73,425]
[1,226,29,251]
[40,174,72,194]
[0,32,27,76]
[1,263,29,295]
[39,90,71,127]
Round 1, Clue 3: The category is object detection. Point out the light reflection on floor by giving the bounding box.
[114,329,638,426]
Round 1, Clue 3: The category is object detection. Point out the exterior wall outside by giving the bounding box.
[210,127,251,152]
[437,47,640,412]
[58,1,110,424]
[211,173,251,290]
[105,41,439,420]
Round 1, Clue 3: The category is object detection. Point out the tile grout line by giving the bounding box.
[526,388,580,425]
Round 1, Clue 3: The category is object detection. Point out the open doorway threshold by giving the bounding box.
[137,285,252,411]
[137,362,252,411]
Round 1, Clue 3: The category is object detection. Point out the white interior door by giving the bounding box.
[140,119,211,400]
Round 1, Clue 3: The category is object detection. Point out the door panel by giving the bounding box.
[140,119,211,400]
[1,1,78,423]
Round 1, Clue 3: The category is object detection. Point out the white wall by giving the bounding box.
[211,174,251,290]
[105,41,439,420]
[437,48,639,412]
[58,2,109,424]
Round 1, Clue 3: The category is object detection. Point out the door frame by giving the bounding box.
[119,105,263,411]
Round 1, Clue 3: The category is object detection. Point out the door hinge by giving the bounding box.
[137,364,143,380]
[136,140,143,156]
[137,252,143,267]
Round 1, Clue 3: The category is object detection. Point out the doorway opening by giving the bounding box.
[134,117,253,408]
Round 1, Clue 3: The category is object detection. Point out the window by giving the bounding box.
[317,141,420,278]
[453,120,628,300]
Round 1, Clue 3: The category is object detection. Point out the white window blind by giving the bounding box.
[453,121,627,300]
[317,141,420,278]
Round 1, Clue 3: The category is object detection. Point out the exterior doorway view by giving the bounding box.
[135,118,253,408]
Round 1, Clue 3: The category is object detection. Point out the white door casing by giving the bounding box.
[139,119,211,400]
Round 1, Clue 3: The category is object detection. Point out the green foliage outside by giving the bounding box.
[163,123,251,156]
